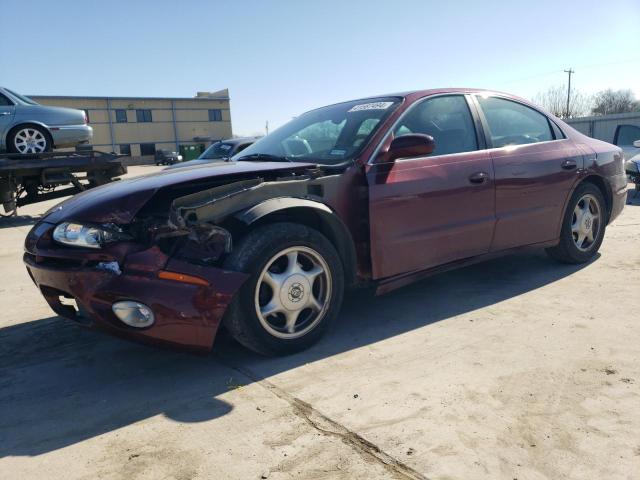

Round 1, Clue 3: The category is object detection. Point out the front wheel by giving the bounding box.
[8,126,52,154]
[546,183,607,264]
[223,222,344,355]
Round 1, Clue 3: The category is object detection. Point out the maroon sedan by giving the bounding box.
[24,89,627,355]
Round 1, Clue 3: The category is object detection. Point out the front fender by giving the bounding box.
[235,197,332,224]
[234,197,358,287]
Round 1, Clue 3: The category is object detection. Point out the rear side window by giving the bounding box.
[394,95,478,156]
[550,121,565,140]
[614,125,640,146]
[478,96,553,147]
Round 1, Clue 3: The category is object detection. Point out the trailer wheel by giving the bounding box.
[8,125,52,154]
[0,181,21,217]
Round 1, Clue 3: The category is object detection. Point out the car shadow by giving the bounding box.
[0,214,40,229]
[0,250,594,457]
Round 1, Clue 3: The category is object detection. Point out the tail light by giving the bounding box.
[83,111,88,124]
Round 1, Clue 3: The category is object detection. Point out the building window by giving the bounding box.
[140,143,156,156]
[136,109,153,122]
[208,109,222,121]
[119,144,131,155]
[115,109,128,123]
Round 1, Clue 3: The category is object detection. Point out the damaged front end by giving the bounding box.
[25,163,347,351]
[148,169,341,267]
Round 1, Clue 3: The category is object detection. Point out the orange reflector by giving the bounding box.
[158,270,210,286]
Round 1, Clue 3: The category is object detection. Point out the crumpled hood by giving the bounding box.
[43,161,316,224]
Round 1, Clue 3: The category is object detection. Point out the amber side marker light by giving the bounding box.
[158,270,210,286]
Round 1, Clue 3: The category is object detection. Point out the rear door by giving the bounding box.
[0,93,16,149]
[367,94,495,279]
[473,95,581,251]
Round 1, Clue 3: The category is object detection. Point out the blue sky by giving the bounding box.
[1,0,638,136]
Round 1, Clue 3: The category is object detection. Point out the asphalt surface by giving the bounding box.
[1,166,639,479]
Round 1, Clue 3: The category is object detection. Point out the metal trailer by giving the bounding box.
[0,150,126,217]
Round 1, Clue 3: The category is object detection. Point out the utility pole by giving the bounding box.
[265,120,269,135]
[564,68,574,118]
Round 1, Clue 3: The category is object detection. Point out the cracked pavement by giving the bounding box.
[1,166,639,479]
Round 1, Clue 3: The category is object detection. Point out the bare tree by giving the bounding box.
[591,89,640,115]
[533,85,592,119]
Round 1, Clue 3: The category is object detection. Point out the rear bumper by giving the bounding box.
[24,222,247,352]
[50,124,93,148]
[609,173,628,223]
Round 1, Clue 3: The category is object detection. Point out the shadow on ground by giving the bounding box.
[0,215,40,229]
[0,249,595,457]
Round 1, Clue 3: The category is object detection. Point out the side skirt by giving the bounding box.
[374,240,558,296]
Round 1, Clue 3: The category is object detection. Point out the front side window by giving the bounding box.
[478,96,553,147]
[115,109,128,123]
[235,97,401,165]
[614,124,640,146]
[140,143,156,155]
[0,94,13,106]
[136,109,152,122]
[393,95,478,156]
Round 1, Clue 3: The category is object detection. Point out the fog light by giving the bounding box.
[112,301,155,328]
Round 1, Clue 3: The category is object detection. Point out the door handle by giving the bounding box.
[561,159,577,170]
[468,171,489,184]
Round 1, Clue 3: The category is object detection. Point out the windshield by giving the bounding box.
[235,97,401,165]
[5,88,39,105]
[200,141,235,159]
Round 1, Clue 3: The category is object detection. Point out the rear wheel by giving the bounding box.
[223,222,344,355]
[546,183,606,264]
[8,125,51,154]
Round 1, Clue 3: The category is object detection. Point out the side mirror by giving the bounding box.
[386,134,435,162]
[633,140,640,148]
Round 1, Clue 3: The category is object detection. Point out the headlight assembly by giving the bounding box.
[53,222,132,249]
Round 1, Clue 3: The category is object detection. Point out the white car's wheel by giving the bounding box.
[8,126,51,154]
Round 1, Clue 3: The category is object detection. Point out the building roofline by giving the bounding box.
[27,94,230,101]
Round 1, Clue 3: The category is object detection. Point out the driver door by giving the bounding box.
[367,94,496,279]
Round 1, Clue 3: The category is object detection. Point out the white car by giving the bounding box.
[0,87,93,154]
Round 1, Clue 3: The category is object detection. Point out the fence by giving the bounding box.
[565,112,640,143]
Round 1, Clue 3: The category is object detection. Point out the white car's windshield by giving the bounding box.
[235,97,401,165]
[200,142,235,159]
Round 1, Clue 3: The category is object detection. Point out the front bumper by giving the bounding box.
[24,222,247,352]
[50,124,93,148]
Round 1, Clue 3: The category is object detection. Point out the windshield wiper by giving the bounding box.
[236,153,293,163]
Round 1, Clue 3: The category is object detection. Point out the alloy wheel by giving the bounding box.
[254,246,332,339]
[571,193,601,251]
[14,128,47,154]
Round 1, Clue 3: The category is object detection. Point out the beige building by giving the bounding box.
[30,90,232,158]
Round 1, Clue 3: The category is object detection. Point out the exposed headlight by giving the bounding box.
[53,222,132,249]
[177,155,183,161]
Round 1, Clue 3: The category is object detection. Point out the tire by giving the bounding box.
[7,125,52,154]
[223,222,344,356]
[546,182,607,264]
